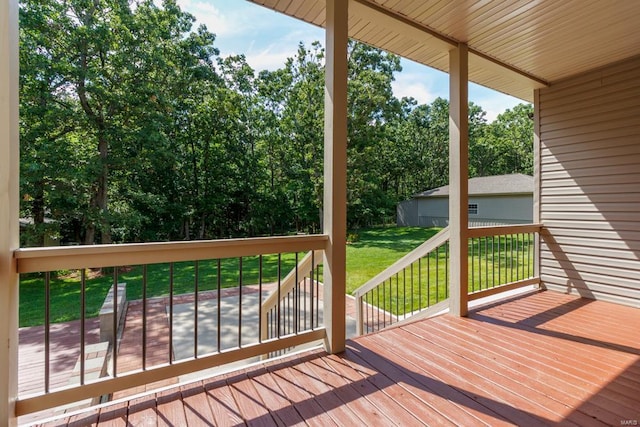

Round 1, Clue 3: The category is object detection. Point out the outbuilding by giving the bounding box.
[397,174,533,227]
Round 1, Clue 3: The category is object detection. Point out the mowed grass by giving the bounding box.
[345,227,441,294]
[19,227,533,326]
[19,227,438,327]
[361,233,535,316]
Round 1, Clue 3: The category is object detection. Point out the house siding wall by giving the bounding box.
[539,55,640,307]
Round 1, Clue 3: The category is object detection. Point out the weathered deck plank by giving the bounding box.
[37,290,640,426]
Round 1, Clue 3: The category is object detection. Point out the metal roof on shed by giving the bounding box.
[414,174,533,198]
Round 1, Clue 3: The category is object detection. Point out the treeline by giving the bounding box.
[19,0,533,246]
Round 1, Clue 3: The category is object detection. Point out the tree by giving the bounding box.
[487,103,534,175]
[346,41,402,227]
[20,0,222,244]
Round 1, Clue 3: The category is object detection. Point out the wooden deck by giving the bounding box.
[34,290,640,426]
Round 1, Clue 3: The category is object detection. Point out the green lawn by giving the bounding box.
[345,227,441,294]
[359,232,535,316]
[19,227,437,327]
[19,226,533,326]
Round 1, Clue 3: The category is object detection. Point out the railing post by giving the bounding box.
[355,295,363,336]
[449,43,470,317]
[323,0,348,354]
[533,89,544,289]
[0,0,20,424]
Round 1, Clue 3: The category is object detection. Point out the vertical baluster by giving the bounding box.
[142,265,147,370]
[315,261,320,328]
[516,233,524,280]
[238,257,242,348]
[44,271,50,393]
[435,246,439,303]
[510,234,515,283]
[362,292,366,334]
[485,237,489,289]
[169,263,173,364]
[493,237,497,286]
[309,252,313,331]
[288,291,292,335]
[373,290,377,333]
[478,237,483,291]
[498,236,502,285]
[403,268,406,319]
[381,278,385,330]
[471,238,475,292]
[303,262,308,331]
[427,252,431,307]
[367,292,371,334]
[194,260,199,358]
[394,273,399,324]
[113,268,118,374]
[217,259,221,353]
[80,269,86,385]
[278,254,282,337]
[418,258,422,312]
[445,242,449,298]
[524,233,528,278]
[410,263,414,316]
[528,232,532,278]
[259,255,263,343]
[294,253,298,334]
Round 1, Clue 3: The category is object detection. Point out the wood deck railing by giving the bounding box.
[13,234,328,416]
[259,250,324,349]
[353,224,542,335]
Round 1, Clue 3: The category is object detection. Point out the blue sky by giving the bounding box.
[177,0,526,122]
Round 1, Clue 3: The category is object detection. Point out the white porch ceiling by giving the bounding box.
[248,0,640,102]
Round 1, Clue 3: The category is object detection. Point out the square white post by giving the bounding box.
[533,89,543,287]
[449,43,469,317]
[0,0,20,424]
[323,0,348,353]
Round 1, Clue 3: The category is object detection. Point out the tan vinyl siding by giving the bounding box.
[539,56,640,307]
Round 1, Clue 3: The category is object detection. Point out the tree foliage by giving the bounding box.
[19,0,534,246]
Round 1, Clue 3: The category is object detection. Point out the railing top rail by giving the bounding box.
[353,226,450,298]
[15,234,329,273]
[466,223,542,238]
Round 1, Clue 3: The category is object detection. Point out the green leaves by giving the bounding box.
[20,2,533,245]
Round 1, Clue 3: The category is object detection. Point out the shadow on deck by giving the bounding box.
[32,290,640,426]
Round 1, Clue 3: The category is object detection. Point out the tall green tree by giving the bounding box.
[20,0,222,244]
[487,103,534,175]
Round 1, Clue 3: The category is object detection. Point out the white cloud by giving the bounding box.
[392,74,436,104]
[178,0,236,36]
[472,91,526,122]
[244,46,293,72]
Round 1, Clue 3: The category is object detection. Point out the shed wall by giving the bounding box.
[396,199,418,226]
[539,55,640,307]
[416,195,532,227]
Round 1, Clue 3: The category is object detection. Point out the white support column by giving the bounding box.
[533,89,544,289]
[323,0,348,353]
[449,43,469,317]
[0,0,20,425]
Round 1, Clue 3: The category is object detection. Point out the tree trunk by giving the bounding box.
[32,180,46,247]
[84,133,110,244]
[98,133,111,244]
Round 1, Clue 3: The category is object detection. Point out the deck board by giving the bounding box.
[38,290,640,426]
[202,376,245,427]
